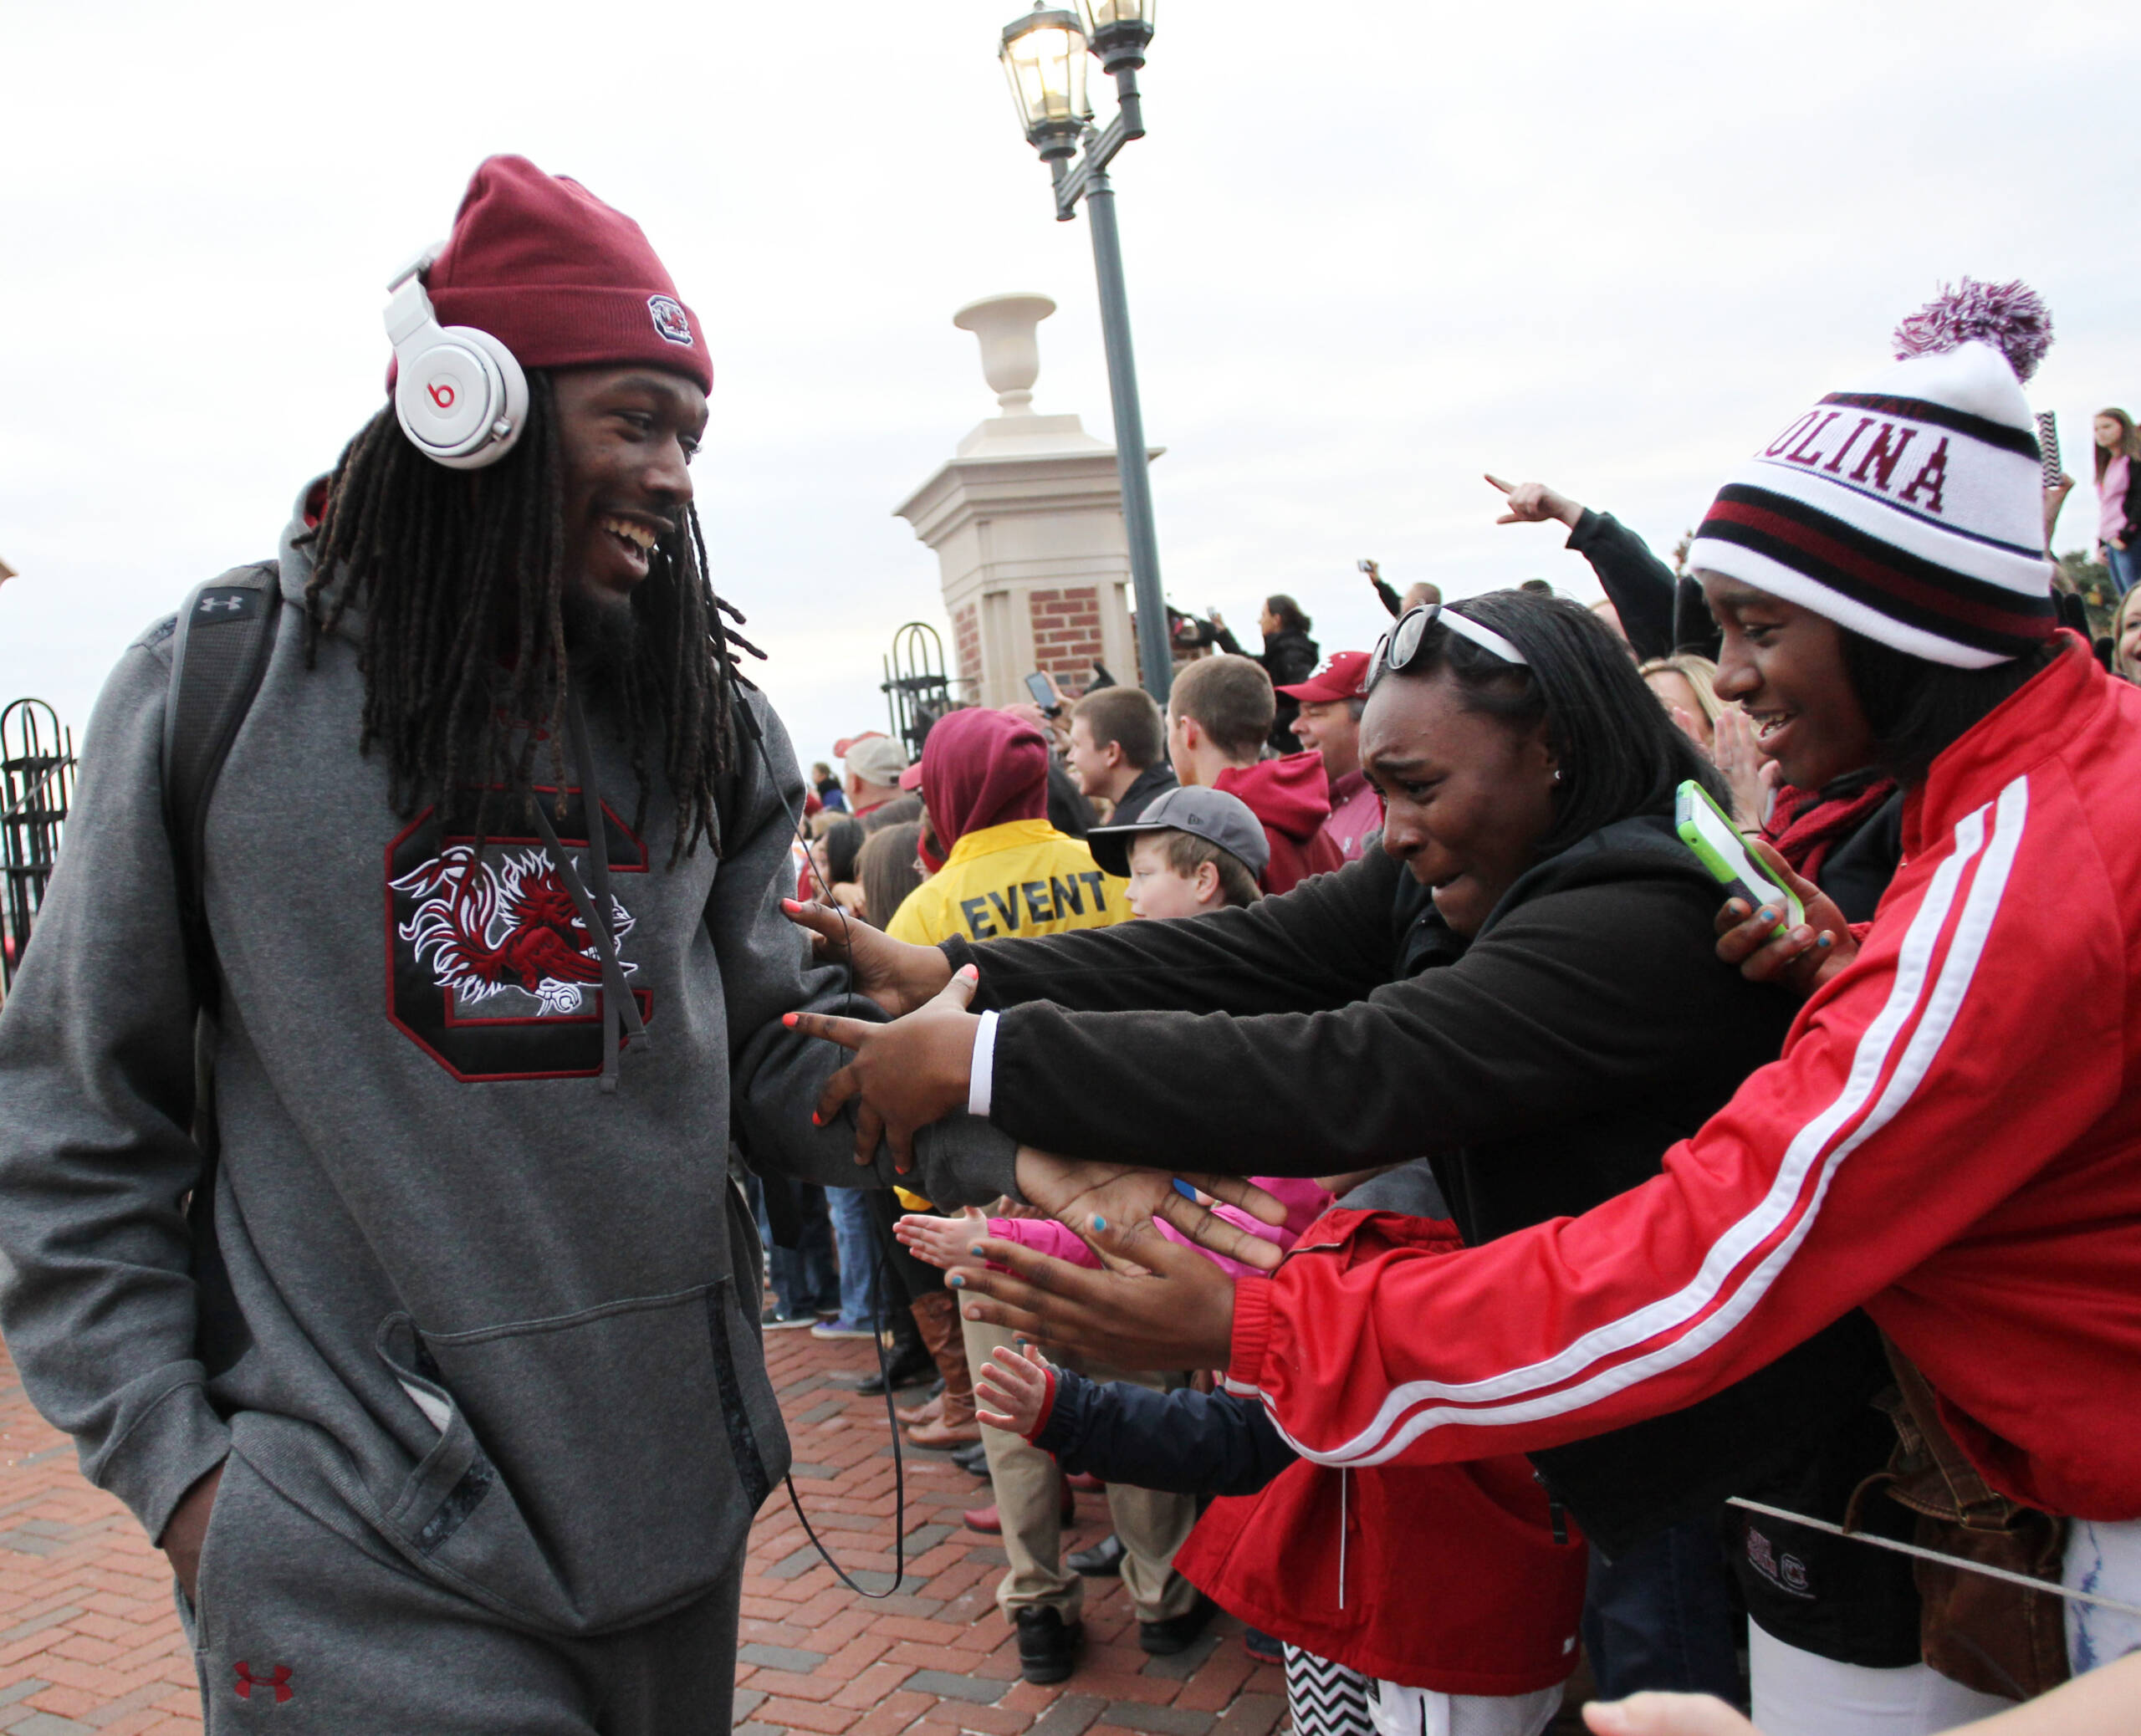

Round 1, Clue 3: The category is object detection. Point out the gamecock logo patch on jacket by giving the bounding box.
[385,789,653,1081]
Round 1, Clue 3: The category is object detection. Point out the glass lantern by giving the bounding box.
[999,6,1091,161]
[1084,0,1155,73]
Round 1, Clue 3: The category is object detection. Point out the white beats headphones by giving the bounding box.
[384,243,529,470]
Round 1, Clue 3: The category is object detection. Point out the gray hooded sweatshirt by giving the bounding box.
[0,489,1015,1637]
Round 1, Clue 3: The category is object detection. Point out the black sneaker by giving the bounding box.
[1138,1591,1216,1657]
[951,1441,991,1477]
[761,1307,816,1330]
[1242,1626,1282,1663]
[854,1341,936,1396]
[1066,1533,1125,1577]
[1014,1606,1081,1685]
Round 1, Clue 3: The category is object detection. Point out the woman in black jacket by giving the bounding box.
[789,591,1883,1709]
[1210,594,1321,753]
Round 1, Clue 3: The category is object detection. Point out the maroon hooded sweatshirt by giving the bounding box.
[1214,751,1346,895]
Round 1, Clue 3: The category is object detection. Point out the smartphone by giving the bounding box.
[1674,779,1803,939]
[2036,411,2062,489]
[1023,671,1062,717]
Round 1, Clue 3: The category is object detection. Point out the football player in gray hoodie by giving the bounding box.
[0,156,1018,1733]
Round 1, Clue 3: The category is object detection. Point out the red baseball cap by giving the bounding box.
[1275,651,1370,703]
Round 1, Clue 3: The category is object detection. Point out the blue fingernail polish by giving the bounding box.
[948,1273,964,1288]
[1756,907,1776,924]
[1091,1215,1106,1232]
[969,1244,986,1257]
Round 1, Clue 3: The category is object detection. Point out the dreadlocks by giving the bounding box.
[301,371,760,862]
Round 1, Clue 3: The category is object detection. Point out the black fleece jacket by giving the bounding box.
[948,823,1888,1550]
[950,818,1787,1239]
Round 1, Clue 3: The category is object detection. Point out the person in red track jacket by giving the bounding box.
[955,286,2141,1689]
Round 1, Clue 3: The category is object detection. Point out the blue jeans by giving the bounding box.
[753,1177,838,1318]
[1582,1517,1746,1705]
[2108,543,2140,599]
[825,1187,880,1325]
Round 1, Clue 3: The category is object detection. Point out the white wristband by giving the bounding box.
[968,1010,999,1119]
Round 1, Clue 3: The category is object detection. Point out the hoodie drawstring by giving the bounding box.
[526,692,649,1092]
[1337,1466,1348,1611]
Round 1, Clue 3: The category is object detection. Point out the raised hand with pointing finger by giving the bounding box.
[1485,473,1585,528]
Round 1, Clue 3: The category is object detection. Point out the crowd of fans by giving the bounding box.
[8,147,2133,1736]
[757,285,2141,1736]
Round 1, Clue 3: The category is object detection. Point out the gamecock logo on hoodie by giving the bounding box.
[385,789,653,1081]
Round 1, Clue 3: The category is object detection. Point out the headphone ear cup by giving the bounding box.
[391,324,529,471]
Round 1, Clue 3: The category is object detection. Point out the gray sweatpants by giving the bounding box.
[182,1452,742,1734]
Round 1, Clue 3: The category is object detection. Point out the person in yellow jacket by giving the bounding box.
[886,708,1130,947]
[876,706,1179,1681]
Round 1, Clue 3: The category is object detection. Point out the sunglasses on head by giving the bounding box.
[1367,604,1530,691]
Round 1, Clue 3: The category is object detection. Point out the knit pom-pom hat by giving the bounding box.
[1687,278,2058,668]
[410,154,712,395]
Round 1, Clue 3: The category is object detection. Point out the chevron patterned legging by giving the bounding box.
[1283,1647,1372,1736]
[1283,1645,1565,1736]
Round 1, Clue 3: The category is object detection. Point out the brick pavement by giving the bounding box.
[0,1318,1298,1736]
[0,1319,1596,1734]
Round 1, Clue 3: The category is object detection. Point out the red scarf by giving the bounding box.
[1762,776,1898,883]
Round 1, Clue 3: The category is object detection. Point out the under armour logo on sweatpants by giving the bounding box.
[234,1662,294,1703]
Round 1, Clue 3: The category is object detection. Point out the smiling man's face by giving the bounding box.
[551,367,708,618]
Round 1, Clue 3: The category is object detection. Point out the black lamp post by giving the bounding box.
[999,1,1172,699]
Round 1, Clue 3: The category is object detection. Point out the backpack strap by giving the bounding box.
[161,564,281,1377]
[161,564,283,1016]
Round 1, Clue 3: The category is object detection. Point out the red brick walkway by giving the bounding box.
[0,1324,1292,1734]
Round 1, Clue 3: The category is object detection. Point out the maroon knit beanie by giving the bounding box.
[415,154,712,395]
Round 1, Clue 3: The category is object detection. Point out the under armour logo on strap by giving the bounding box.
[198,595,245,614]
[234,1662,294,1703]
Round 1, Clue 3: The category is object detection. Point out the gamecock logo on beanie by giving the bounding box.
[648,294,694,347]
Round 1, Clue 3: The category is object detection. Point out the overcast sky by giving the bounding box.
[3,1,2138,770]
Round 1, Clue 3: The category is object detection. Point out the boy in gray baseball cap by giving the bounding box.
[1087,785,1269,920]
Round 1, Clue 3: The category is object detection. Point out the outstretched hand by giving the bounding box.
[784,966,979,1171]
[1011,1149,1284,1276]
[1714,839,1855,997]
[951,1215,1242,1371]
[974,1342,1055,1436]
[781,896,953,1018]
[896,1207,990,1272]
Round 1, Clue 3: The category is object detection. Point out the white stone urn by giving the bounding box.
[952,293,1057,415]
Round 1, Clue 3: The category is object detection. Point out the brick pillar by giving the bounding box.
[1028,586,1106,697]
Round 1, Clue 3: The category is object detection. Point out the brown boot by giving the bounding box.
[903,1291,981,1448]
[897,1391,943,1427]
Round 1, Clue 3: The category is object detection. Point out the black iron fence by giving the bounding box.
[1,698,75,996]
